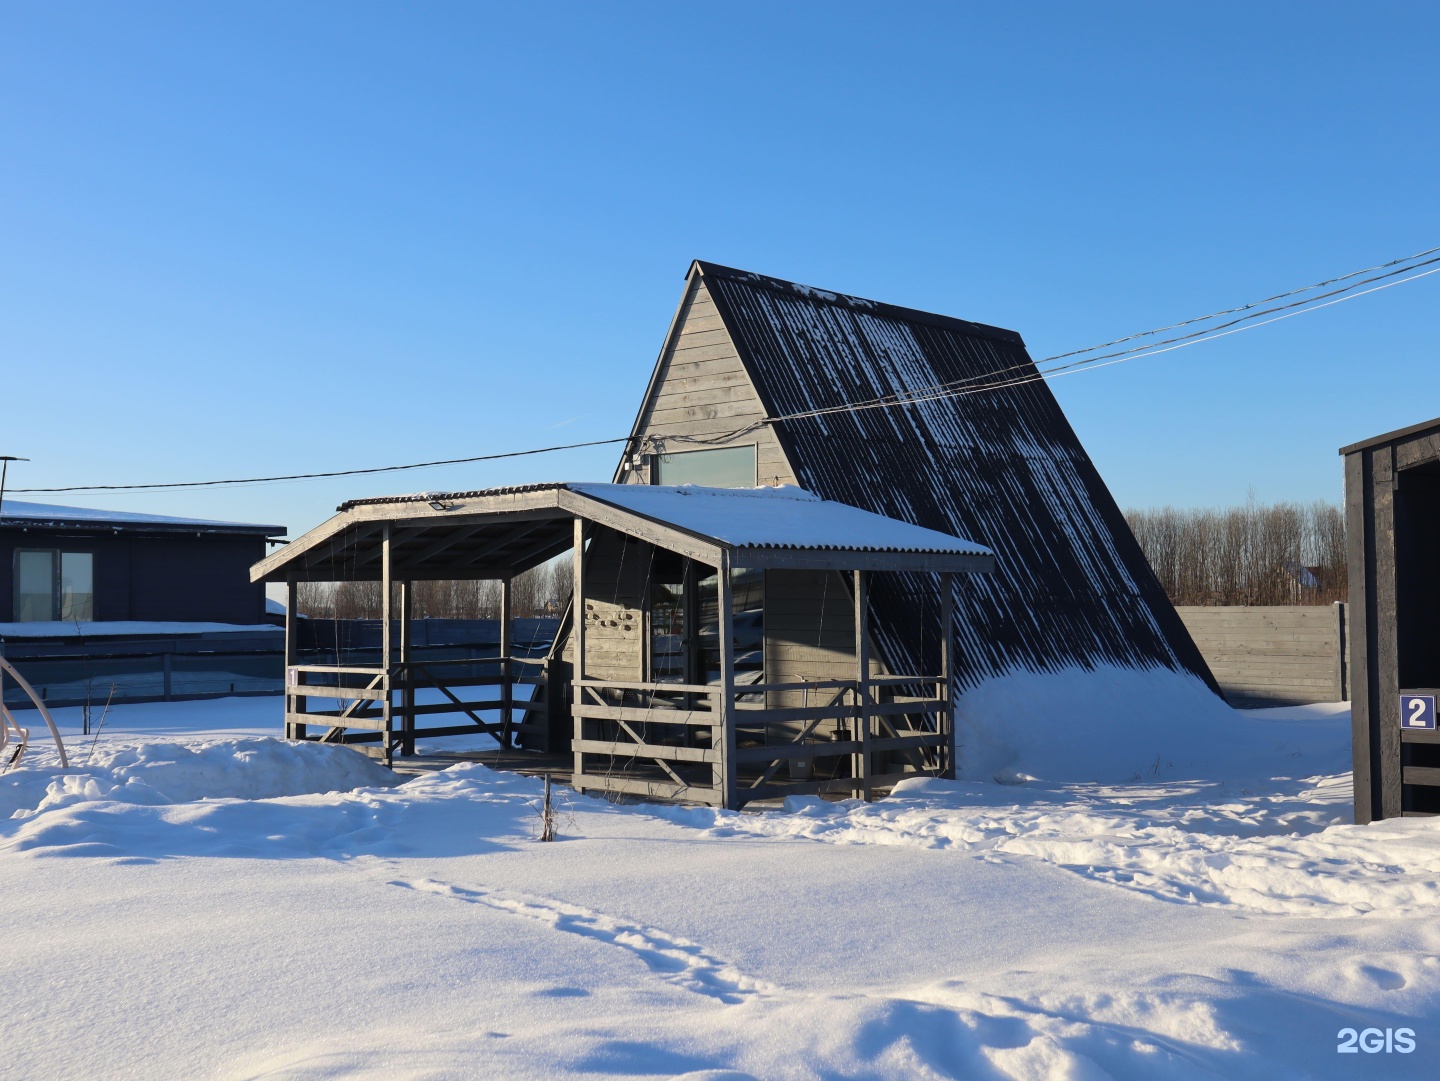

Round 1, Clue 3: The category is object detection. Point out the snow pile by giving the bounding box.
[2,738,395,826]
[953,663,1346,784]
[1,758,558,861]
[4,697,1440,1080]
[648,766,1440,918]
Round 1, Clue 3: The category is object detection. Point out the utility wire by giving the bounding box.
[671,251,1440,442]
[12,245,1438,495]
[726,250,1440,432]
[13,437,632,494]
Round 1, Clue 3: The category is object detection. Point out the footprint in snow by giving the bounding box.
[390,877,778,1004]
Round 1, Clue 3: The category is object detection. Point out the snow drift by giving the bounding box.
[952,663,1346,784]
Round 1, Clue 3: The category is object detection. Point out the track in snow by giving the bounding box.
[391,877,778,1004]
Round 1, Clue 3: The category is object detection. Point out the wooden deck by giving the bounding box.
[388,746,573,782]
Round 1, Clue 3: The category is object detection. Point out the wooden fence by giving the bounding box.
[1174,603,1348,707]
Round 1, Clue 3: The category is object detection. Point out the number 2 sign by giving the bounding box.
[1400,694,1436,731]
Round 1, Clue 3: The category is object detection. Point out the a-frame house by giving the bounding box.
[605,260,1216,697]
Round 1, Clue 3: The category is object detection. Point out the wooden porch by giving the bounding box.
[251,482,993,810]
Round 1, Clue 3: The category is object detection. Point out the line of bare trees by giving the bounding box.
[1125,499,1346,606]
[296,556,573,620]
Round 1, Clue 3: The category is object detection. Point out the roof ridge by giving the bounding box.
[691,260,1025,347]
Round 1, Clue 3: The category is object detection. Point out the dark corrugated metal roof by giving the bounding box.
[695,261,1216,692]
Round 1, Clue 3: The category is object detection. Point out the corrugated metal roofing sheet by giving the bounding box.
[695,261,1214,691]
[570,483,992,555]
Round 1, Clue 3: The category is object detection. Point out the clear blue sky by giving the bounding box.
[2,2,1436,539]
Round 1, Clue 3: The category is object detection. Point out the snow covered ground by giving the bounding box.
[2,680,1437,1079]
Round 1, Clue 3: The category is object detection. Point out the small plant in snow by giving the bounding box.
[86,683,117,763]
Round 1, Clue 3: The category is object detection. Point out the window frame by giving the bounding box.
[651,444,759,488]
[12,548,96,622]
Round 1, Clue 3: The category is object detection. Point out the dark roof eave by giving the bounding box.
[0,518,284,536]
[1339,415,1440,456]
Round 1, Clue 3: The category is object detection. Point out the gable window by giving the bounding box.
[652,445,757,488]
[13,550,94,622]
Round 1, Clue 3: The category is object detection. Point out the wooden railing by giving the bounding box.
[570,675,950,808]
[285,655,552,762]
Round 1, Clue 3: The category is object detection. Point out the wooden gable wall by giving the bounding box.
[626,278,794,487]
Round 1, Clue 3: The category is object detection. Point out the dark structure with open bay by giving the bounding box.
[251,483,993,809]
[1342,416,1440,822]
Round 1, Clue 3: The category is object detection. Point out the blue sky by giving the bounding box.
[2,2,1437,538]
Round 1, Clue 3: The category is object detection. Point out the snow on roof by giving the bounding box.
[0,500,283,534]
[568,483,992,555]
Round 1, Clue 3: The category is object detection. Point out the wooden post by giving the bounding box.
[285,576,304,741]
[572,518,587,790]
[682,557,699,712]
[1333,600,1348,704]
[500,575,513,748]
[716,553,738,809]
[400,579,414,756]
[939,571,954,779]
[380,523,393,767]
[854,569,872,801]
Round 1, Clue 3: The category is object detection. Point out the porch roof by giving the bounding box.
[251,482,995,584]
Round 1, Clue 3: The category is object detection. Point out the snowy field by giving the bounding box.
[2,675,1437,1080]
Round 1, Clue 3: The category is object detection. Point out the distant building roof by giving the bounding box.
[0,500,284,536]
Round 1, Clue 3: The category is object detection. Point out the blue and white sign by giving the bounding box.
[1400,694,1436,731]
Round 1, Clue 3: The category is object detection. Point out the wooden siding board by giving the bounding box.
[1347,448,1375,822]
[1373,447,1403,819]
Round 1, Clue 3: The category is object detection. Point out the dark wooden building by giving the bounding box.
[610,261,1216,694]
[1341,416,1440,822]
[1,500,283,627]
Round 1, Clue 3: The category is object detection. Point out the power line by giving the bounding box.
[674,250,1440,441]
[12,437,632,494]
[12,245,1438,496]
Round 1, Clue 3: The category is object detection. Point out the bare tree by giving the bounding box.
[1125,499,1347,606]
[295,553,573,620]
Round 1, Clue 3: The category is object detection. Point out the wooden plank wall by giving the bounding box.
[573,530,648,682]
[764,569,885,708]
[631,279,795,487]
[1173,604,1349,707]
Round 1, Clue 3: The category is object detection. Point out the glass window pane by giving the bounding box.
[60,552,95,621]
[15,550,56,622]
[653,445,757,488]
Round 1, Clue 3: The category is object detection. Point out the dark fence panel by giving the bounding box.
[0,619,561,709]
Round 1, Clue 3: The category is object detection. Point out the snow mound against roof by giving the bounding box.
[2,738,395,822]
[954,663,1349,785]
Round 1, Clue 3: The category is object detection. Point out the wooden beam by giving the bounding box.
[500,575,513,748]
[284,577,304,741]
[380,523,393,767]
[940,571,954,779]
[855,569,872,801]
[572,517,587,785]
[400,579,414,756]
[717,551,738,809]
